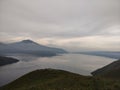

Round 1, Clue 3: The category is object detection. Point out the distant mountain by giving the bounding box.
[0,56,19,66]
[92,59,120,79]
[0,40,67,56]
[76,51,120,59]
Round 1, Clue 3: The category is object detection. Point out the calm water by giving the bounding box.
[0,54,116,86]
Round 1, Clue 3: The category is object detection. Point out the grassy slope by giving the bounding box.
[0,69,120,90]
[92,60,120,79]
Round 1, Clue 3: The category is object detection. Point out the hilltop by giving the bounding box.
[1,69,120,90]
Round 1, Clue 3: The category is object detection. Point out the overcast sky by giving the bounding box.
[0,0,120,51]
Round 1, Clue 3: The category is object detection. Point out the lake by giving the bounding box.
[0,53,116,87]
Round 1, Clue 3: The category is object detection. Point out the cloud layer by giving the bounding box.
[0,0,120,51]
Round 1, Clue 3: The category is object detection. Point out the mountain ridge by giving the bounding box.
[0,39,67,56]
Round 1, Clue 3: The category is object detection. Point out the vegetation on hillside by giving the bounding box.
[92,59,120,79]
[0,69,120,90]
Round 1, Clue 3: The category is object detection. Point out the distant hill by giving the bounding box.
[0,56,19,66]
[0,40,67,56]
[76,51,120,59]
[92,59,120,79]
[1,69,120,90]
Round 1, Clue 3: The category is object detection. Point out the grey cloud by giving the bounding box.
[0,0,120,51]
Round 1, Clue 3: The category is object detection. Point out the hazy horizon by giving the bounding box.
[0,0,120,51]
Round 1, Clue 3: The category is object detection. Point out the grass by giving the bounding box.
[0,69,120,90]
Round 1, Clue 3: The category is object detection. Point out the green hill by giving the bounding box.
[0,69,120,90]
[92,59,120,79]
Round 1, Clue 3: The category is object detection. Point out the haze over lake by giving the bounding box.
[0,54,116,86]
